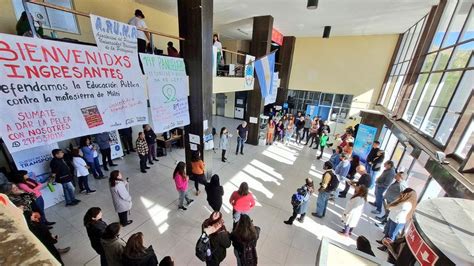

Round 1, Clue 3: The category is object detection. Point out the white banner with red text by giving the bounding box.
[0,33,148,153]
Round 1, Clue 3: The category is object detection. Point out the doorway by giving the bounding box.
[216,93,226,116]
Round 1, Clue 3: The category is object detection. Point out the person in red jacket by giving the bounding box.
[229,182,255,225]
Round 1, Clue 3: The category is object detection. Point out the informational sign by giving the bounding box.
[0,34,148,153]
[90,14,138,54]
[11,143,59,182]
[271,28,284,46]
[305,105,319,120]
[352,124,377,162]
[406,222,439,266]
[264,72,279,105]
[244,55,255,90]
[96,130,124,160]
[249,117,258,124]
[189,134,200,145]
[140,54,190,133]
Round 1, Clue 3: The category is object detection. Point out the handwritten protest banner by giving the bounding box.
[90,14,137,53]
[140,54,190,133]
[0,33,148,153]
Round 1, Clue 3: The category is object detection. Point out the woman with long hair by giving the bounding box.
[377,188,417,251]
[230,214,260,266]
[274,120,284,142]
[205,174,224,212]
[122,232,159,265]
[219,127,230,162]
[339,155,360,198]
[109,170,133,226]
[229,182,255,224]
[173,161,194,210]
[191,152,207,196]
[339,185,368,236]
[266,120,275,145]
[84,207,108,265]
[213,34,224,66]
[201,212,231,266]
[80,136,104,179]
[11,170,54,225]
[136,132,150,173]
[101,222,126,266]
[284,120,295,145]
[71,148,96,194]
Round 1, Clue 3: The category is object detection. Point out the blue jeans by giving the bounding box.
[235,137,245,154]
[369,170,379,189]
[62,182,76,204]
[386,219,405,241]
[35,195,47,223]
[315,191,330,217]
[375,185,387,212]
[87,157,103,177]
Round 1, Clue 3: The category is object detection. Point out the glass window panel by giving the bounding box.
[394,63,402,75]
[379,127,390,145]
[421,53,437,72]
[449,69,473,113]
[420,178,446,202]
[380,77,393,105]
[400,61,410,75]
[384,134,399,161]
[403,74,429,121]
[421,107,446,136]
[435,112,460,145]
[398,152,414,173]
[391,142,406,167]
[441,0,471,48]
[342,95,353,108]
[455,120,474,158]
[339,108,350,120]
[400,27,415,62]
[383,76,398,108]
[432,47,454,71]
[460,7,474,41]
[406,159,430,198]
[321,93,333,106]
[380,129,392,150]
[334,94,344,106]
[431,71,463,108]
[429,0,459,52]
[388,75,405,110]
[395,33,409,63]
[390,64,397,76]
[330,107,340,122]
[407,17,426,60]
[411,73,443,127]
[447,42,473,69]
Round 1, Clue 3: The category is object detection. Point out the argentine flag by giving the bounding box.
[254,52,276,98]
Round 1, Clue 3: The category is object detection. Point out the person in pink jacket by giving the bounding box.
[229,182,255,224]
[11,170,55,226]
[173,161,194,211]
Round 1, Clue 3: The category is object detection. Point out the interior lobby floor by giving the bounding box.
[48,116,387,265]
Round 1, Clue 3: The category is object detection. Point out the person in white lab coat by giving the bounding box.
[339,185,368,236]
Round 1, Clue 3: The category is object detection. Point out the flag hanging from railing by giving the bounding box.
[254,51,276,98]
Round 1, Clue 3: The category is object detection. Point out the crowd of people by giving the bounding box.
[0,108,419,265]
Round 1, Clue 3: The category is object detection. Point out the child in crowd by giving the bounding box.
[173,161,194,210]
[71,149,96,194]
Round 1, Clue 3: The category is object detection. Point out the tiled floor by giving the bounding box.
[48,116,388,265]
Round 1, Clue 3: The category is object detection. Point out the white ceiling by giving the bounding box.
[136,0,438,39]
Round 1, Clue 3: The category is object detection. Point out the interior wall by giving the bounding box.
[0,0,179,52]
[224,92,235,118]
[289,35,398,112]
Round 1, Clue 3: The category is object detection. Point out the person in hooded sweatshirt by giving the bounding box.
[122,232,158,266]
[101,222,126,266]
[205,174,224,212]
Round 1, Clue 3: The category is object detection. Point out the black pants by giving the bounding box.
[340,177,354,196]
[139,154,148,171]
[311,136,320,148]
[222,149,226,161]
[192,173,207,191]
[287,208,305,223]
[137,38,147,73]
[302,128,310,142]
[120,134,134,153]
[118,211,128,225]
[296,129,303,143]
[100,148,113,167]
[317,145,325,158]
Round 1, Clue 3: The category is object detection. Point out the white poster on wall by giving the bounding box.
[90,14,138,54]
[109,130,124,159]
[140,54,190,133]
[244,55,255,90]
[264,72,280,105]
[0,34,148,153]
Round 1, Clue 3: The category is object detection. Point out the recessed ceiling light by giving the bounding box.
[307,0,318,9]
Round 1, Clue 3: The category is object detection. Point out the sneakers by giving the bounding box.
[80,189,87,194]
[368,202,376,207]
[311,212,323,218]
[145,166,151,169]
[371,210,382,215]
[141,170,147,173]
[110,164,118,166]
[87,190,96,194]
[283,220,293,225]
[153,158,159,162]
[178,206,187,211]
[149,161,154,165]
[122,220,133,226]
[186,199,194,206]
[297,217,305,223]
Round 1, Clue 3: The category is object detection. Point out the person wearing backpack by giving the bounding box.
[199,212,231,265]
[230,214,260,266]
[312,161,337,218]
[284,178,314,225]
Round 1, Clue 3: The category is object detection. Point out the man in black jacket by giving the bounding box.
[366,141,380,173]
[50,149,80,206]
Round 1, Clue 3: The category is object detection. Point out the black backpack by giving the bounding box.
[241,240,258,266]
[325,170,339,192]
[291,187,307,207]
[195,234,211,262]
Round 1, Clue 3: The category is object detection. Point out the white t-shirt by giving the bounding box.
[73,157,90,177]
[213,41,222,51]
[388,201,413,224]
[128,16,148,41]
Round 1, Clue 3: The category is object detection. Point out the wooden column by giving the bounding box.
[245,15,273,145]
[276,36,296,105]
[178,0,214,177]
